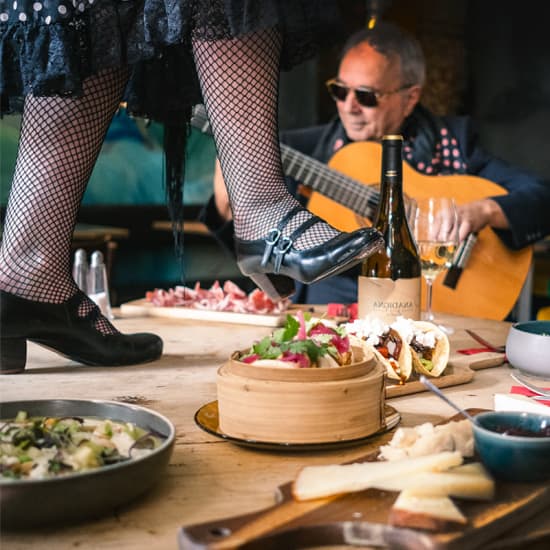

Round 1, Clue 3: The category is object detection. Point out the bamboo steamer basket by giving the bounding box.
[217,346,386,443]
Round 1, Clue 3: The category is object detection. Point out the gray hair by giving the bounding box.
[341,22,426,87]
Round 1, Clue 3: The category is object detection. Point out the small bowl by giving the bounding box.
[473,411,550,482]
[505,320,550,378]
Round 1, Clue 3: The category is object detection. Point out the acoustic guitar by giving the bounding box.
[191,106,532,320]
[283,142,532,320]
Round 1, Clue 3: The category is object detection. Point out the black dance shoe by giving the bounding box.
[0,290,163,374]
[235,208,384,301]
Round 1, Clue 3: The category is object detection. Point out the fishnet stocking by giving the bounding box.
[192,27,339,250]
[0,68,128,335]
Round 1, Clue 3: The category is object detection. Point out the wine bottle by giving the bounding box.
[358,135,421,323]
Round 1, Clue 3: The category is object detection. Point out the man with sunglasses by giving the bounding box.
[202,21,550,305]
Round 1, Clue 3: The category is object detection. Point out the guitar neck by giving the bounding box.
[280,146,378,219]
[190,104,378,219]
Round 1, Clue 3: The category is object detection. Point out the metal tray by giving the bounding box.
[0,399,175,529]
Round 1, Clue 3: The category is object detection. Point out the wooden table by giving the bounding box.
[1,312,549,549]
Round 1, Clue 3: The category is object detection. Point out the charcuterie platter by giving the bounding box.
[120,297,292,327]
[119,281,295,327]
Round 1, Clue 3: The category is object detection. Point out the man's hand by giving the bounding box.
[456,199,508,241]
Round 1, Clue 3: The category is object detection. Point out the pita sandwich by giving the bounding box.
[392,318,450,377]
[346,318,413,382]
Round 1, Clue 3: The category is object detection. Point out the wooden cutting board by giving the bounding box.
[386,364,475,399]
[178,411,550,550]
[119,298,291,327]
[118,300,351,327]
[448,351,506,371]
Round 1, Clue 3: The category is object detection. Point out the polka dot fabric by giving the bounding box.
[0,0,92,23]
[403,127,467,175]
[0,0,340,121]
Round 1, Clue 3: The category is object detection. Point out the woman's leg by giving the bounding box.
[0,68,162,371]
[192,28,339,248]
[192,28,382,297]
[0,69,128,333]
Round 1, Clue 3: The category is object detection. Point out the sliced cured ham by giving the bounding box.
[145,280,290,315]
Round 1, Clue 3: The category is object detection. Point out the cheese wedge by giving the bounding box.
[292,451,463,501]
[371,463,495,500]
[389,490,467,531]
[378,419,474,461]
[450,462,489,476]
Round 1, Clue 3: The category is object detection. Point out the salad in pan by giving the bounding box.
[0,411,163,481]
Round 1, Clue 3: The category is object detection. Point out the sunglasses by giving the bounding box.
[325,78,411,108]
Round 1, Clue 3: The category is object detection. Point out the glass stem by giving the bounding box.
[425,278,434,321]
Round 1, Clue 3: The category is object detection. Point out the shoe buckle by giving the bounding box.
[273,236,293,272]
[261,229,281,267]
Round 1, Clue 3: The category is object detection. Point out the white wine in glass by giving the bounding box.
[413,197,459,322]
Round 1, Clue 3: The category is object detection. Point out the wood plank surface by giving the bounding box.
[2,311,549,550]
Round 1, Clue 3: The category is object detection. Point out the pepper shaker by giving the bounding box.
[88,251,114,320]
[72,248,88,293]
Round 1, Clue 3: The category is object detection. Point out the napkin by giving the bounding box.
[494,387,550,416]
[327,303,358,321]
[510,385,550,401]
[457,347,500,355]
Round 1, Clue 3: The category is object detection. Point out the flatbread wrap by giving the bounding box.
[392,318,450,377]
[346,318,413,382]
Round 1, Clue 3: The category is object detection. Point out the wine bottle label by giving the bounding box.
[357,276,421,323]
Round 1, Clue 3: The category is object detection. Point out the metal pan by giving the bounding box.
[0,399,176,529]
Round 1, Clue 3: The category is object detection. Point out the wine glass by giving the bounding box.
[413,197,459,323]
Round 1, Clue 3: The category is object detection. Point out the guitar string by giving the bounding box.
[281,148,380,217]
[192,106,380,218]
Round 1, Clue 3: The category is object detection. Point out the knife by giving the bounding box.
[178,520,436,549]
[464,329,505,353]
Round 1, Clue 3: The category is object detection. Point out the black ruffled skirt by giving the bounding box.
[0,0,342,121]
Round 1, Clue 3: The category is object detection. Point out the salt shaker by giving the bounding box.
[88,251,114,319]
[72,248,88,293]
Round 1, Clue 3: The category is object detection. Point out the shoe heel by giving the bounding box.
[248,273,295,301]
[1,338,27,374]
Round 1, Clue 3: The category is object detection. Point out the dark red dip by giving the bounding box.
[491,425,550,437]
